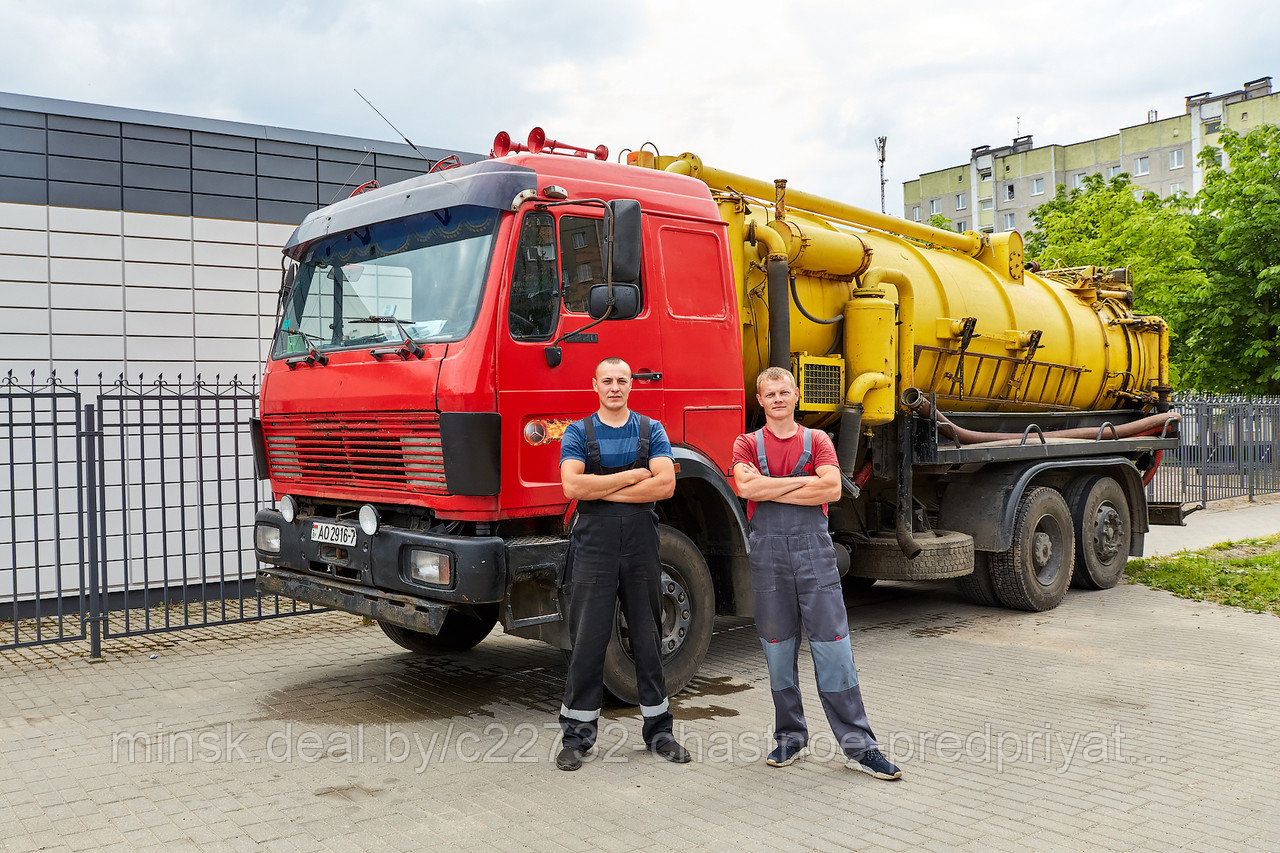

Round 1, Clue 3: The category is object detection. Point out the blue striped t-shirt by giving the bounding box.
[560,412,673,468]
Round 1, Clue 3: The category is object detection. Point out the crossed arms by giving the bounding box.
[732,462,841,505]
[561,456,677,503]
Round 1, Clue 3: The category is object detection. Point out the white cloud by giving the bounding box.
[2,0,1276,216]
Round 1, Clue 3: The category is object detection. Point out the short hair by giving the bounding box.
[594,356,631,378]
[755,366,797,393]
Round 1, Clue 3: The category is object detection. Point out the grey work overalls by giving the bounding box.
[748,426,878,758]
[558,415,673,751]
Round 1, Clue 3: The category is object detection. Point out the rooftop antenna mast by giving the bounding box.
[875,136,887,214]
[354,88,429,161]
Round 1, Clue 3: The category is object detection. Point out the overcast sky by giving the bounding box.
[3,0,1275,216]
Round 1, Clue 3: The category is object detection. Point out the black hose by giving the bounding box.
[767,256,791,369]
[896,413,923,560]
[789,274,843,324]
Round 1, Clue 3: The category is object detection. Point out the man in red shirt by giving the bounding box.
[731,367,901,780]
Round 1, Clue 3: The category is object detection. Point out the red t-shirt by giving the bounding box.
[731,426,839,519]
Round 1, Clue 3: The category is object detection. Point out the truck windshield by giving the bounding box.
[273,205,500,357]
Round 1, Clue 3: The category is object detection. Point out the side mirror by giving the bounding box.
[587,283,640,320]
[605,199,641,283]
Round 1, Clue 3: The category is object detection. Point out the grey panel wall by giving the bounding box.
[0,92,480,382]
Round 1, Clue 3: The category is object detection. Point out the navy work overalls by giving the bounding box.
[748,426,878,759]
[559,415,674,751]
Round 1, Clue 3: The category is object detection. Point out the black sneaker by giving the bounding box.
[766,743,807,767]
[649,737,691,764]
[556,746,583,771]
[847,748,901,780]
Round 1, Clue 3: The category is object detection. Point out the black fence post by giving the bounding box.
[83,403,103,658]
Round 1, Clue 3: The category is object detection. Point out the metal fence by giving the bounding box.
[1147,395,1280,506]
[2,372,322,653]
[4,376,1280,654]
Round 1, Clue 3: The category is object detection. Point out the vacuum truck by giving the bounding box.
[251,130,1179,701]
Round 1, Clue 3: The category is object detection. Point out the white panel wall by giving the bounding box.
[0,200,287,382]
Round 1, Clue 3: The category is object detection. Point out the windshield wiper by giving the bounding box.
[350,315,426,360]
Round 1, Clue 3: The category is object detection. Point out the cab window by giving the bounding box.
[508,212,559,341]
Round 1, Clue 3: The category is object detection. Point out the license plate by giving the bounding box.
[311,521,358,546]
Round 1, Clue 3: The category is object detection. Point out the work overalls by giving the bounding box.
[559,415,673,751]
[749,426,878,758]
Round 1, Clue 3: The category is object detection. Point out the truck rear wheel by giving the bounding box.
[1066,476,1131,590]
[954,552,1001,607]
[602,525,714,705]
[377,604,499,654]
[989,487,1074,611]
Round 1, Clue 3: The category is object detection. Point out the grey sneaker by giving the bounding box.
[847,748,901,780]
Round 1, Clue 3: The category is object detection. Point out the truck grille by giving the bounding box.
[261,411,447,496]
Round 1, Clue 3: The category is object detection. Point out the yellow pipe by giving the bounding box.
[750,221,786,259]
[666,154,984,256]
[846,372,891,406]
[860,268,915,401]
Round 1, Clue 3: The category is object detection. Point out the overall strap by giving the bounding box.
[635,414,651,465]
[789,426,813,476]
[583,416,602,471]
[754,428,770,476]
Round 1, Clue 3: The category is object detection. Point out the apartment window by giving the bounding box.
[955,193,967,210]
[1134,157,1149,176]
[1005,184,1015,201]
[1204,119,1221,134]
[1169,183,1184,196]
[979,198,993,211]
[955,220,966,232]
[929,199,941,216]
[1003,213,1016,230]
[1073,173,1087,189]
[1107,165,1121,180]
[572,232,587,249]
[912,206,921,221]
[978,169,992,181]
[1030,177,1045,195]
[1169,149,1184,169]
[1241,111,1249,121]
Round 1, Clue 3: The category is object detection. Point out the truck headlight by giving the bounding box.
[279,495,297,523]
[358,504,379,536]
[255,524,281,553]
[406,549,451,586]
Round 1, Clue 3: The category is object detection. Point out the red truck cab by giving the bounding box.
[253,153,749,700]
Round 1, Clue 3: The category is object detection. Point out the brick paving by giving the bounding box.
[3,567,1279,850]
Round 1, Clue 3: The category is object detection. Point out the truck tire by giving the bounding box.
[377,604,499,654]
[845,530,974,580]
[1066,476,1131,590]
[989,487,1074,611]
[954,551,1001,607]
[602,525,714,705]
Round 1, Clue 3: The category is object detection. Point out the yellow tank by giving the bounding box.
[642,151,1169,428]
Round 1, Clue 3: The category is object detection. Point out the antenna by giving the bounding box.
[354,89,430,161]
[875,136,887,214]
[1016,115,1021,136]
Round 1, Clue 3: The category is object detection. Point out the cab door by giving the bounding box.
[496,206,664,515]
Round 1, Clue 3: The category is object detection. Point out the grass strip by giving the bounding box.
[1125,533,1280,616]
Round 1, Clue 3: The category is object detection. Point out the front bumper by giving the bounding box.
[253,509,506,604]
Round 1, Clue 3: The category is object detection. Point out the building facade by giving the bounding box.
[0,92,479,383]
[902,77,1277,235]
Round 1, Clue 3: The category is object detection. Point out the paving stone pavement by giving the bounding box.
[4,564,1279,850]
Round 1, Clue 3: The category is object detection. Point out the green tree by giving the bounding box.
[926,213,956,232]
[1024,174,1204,322]
[1179,125,1280,394]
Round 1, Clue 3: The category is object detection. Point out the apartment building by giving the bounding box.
[902,77,1277,234]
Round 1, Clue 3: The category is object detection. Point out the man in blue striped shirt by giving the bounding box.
[555,357,688,771]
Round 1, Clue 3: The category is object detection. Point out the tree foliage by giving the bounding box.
[1023,125,1280,393]
[925,213,955,232]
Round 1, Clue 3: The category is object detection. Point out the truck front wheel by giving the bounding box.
[377,604,499,654]
[989,487,1074,611]
[602,525,715,705]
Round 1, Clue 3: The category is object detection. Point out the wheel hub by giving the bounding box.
[616,569,692,662]
[1032,531,1053,569]
[1092,505,1123,562]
